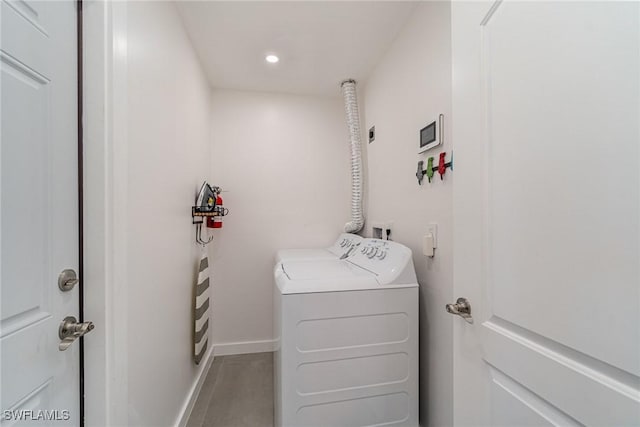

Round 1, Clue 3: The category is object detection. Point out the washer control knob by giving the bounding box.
[361,247,367,254]
[367,248,378,258]
[377,251,387,260]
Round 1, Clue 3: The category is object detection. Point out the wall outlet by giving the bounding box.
[371,221,393,240]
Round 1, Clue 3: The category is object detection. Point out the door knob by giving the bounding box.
[58,316,94,351]
[446,297,473,324]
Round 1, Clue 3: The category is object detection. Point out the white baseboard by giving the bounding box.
[174,348,214,427]
[213,339,276,356]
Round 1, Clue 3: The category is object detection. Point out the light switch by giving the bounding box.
[423,234,435,257]
[427,223,437,246]
[423,223,437,258]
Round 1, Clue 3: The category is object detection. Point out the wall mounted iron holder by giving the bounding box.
[192,184,228,245]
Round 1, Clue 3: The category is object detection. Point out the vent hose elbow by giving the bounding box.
[341,79,364,233]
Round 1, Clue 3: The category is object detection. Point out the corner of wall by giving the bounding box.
[174,349,215,427]
[360,2,453,426]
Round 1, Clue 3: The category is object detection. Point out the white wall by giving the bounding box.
[362,3,453,426]
[208,89,350,352]
[124,3,212,425]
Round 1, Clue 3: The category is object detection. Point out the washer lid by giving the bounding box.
[275,259,416,294]
[282,259,372,281]
[275,248,334,264]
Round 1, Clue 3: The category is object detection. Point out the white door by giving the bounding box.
[1,0,81,425]
[452,1,639,425]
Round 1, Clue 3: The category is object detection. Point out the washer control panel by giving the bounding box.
[328,233,364,257]
[357,240,390,260]
[347,238,415,284]
[360,244,388,260]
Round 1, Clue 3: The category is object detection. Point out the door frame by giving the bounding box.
[451,1,495,424]
[76,1,85,425]
[82,1,130,425]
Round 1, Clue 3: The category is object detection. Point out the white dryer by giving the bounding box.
[273,238,419,427]
[275,233,363,264]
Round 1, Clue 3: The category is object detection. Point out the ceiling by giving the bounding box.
[175,1,418,97]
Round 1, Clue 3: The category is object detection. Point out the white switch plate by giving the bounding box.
[423,223,438,258]
[423,234,435,257]
[427,223,438,247]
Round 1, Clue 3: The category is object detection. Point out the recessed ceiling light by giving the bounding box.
[265,54,279,64]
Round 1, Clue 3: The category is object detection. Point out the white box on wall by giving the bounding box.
[371,221,393,240]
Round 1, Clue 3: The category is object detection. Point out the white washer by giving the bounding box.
[274,238,419,427]
[275,233,363,264]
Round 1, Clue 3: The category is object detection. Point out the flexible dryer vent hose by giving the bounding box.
[341,79,364,233]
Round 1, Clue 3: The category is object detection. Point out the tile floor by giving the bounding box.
[187,352,274,427]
